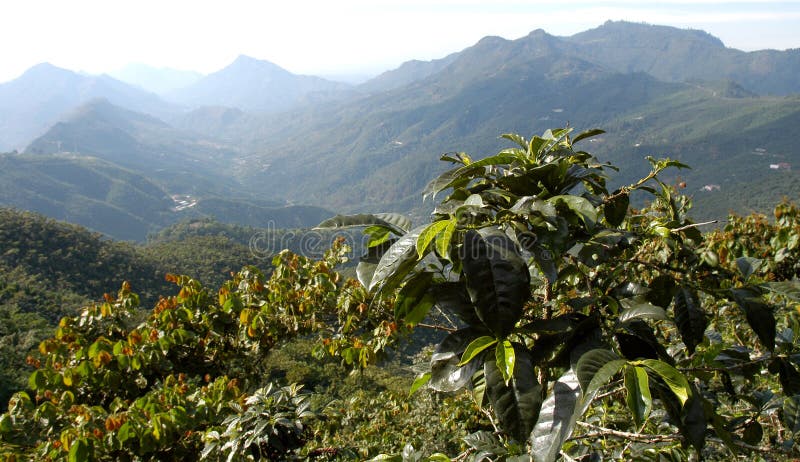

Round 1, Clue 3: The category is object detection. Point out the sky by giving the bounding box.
[1,0,799,83]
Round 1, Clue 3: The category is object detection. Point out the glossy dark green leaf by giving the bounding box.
[369,225,426,292]
[314,213,409,235]
[571,128,605,144]
[431,282,481,326]
[423,166,463,200]
[576,349,623,393]
[619,302,667,324]
[395,272,434,326]
[484,345,541,442]
[731,287,775,351]
[429,327,487,392]
[459,229,529,337]
[603,192,629,227]
[783,395,800,433]
[646,275,677,308]
[673,287,707,355]
[624,365,652,427]
[681,384,707,451]
[742,420,763,445]
[547,195,597,230]
[777,358,800,396]
[529,368,581,462]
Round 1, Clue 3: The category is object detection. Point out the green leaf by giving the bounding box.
[374,213,413,234]
[548,195,597,230]
[430,327,486,392]
[416,220,453,260]
[735,256,763,281]
[118,421,135,443]
[576,349,623,393]
[423,167,463,200]
[495,340,516,384]
[459,229,529,337]
[529,368,581,462]
[432,282,480,326]
[370,226,426,292]
[314,213,409,235]
[731,287,776,351]
[571,128,605,144]
[435,219,457,260]
[783,395,800,434]
[761,280,800,302]
[646,275,677,308]
[742,421,763,445]
[28,370,46,390]
[636,359,691,405]
[409,373,431,396]
[619,302,667,324]
[458,336,497,366]
[485,346,542,442]
[777,358,800,396]
[603,192,629,227]
[365,225,392,247]
[624,366,652,427]
[673,287,707,355]
[395,272,434,325]
[501,133,529,150]
[0,414,12,433]
[68,438,90,462]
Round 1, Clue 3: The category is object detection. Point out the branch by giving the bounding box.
[571,422,679,443]
[416,322,457,333]
[670,220,718,233]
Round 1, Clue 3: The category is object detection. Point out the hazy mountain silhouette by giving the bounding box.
[166,55,351,113]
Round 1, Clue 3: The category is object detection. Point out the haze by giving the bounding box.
[2,0,800,83]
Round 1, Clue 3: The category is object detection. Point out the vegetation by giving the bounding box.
[1,128,799,460]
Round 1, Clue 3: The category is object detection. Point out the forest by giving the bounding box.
[0,128,798,460]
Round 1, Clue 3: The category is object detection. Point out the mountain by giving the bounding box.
[218,26,800,220]
[109,63,203,95]
[25,98,242,194]
[0,63,177,151]
[0,153,175,240]
[166,55,352,113]
[357,52,460,94]
[564,21,800,96]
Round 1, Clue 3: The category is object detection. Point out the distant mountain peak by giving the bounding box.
[590,20,726,48]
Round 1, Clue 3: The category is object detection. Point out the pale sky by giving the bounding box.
[1,0,799,83]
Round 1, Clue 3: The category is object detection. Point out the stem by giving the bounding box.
[572,422,679,443]
[416,322,457,333]
[670,220,718,233]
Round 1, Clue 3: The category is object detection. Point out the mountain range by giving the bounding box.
[0,20,798,239]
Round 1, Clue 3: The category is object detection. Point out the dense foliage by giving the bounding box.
[1,128,799,461]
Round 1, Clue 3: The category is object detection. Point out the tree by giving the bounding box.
[317,128,800,460]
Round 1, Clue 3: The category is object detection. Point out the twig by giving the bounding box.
[670,220,719,233]
[416,323,457,333]
[571,422,680,443]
